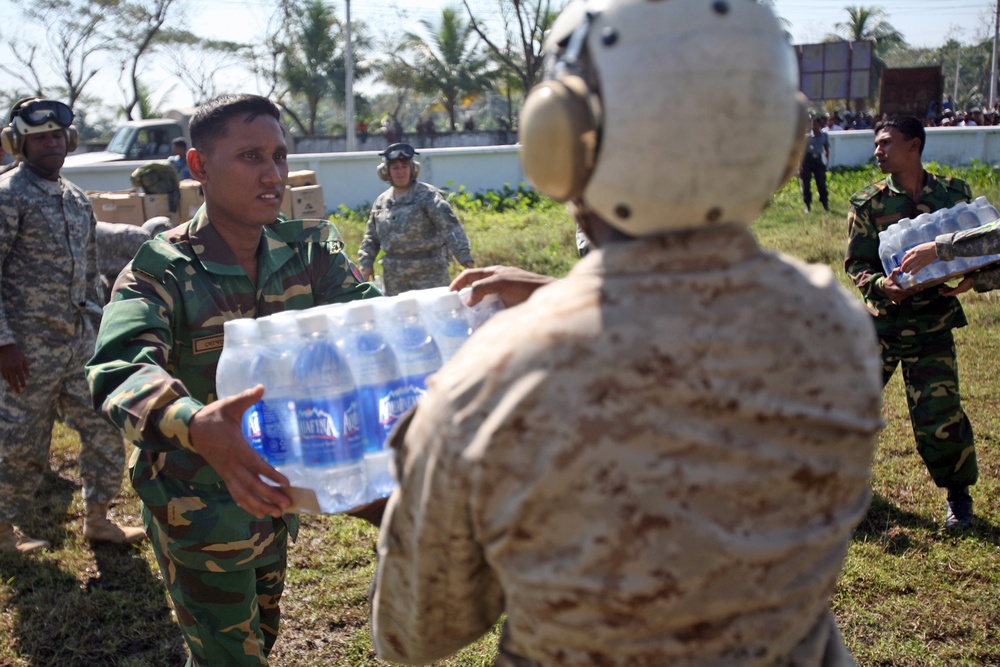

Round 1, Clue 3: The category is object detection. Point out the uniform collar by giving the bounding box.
[185,207,295,279]
[18,163,65,196]
[885,170,939,198]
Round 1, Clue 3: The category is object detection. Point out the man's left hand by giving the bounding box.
[884,269,923,303]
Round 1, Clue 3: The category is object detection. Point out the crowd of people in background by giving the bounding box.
[817,97,1000,133]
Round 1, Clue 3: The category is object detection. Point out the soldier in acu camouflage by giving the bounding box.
[368,1,883,665]
[358,142,474,295]
[845,115,978,530]
[0,97,145,555]
[86,94,378,667]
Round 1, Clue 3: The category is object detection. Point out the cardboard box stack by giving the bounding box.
[178,179,205,221]
[89,190,145,225]
[282,170,326,219]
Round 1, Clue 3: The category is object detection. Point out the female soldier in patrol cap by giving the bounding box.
[358,143,475,295]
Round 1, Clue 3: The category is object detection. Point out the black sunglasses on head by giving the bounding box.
[14,100,74,127]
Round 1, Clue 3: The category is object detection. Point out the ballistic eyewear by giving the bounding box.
[13,100,74,127]
[381,144,417,161]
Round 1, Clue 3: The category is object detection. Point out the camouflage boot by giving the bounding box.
[83,503,147,544]
[0,521,50,554]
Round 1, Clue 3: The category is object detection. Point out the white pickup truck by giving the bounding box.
[63,108,195,167]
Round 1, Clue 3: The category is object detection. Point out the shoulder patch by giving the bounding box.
[270,217,345,246]
[130,236,191,280]
[850,179,889,207]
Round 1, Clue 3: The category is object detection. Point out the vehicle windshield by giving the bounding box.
[106,127,133,154]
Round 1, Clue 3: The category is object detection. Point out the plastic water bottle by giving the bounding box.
[293,311,367,512]
[250,316,305,483]
[878,227,901,278]
[340,302,403,499]
[216,318,265,459]
[389,298,443,389]
[458,288,506,330]
[425,292,473,363]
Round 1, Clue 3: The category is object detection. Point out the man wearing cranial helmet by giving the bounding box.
[0,97,145,554]
[369,0,882,665]
[358,142,475,295]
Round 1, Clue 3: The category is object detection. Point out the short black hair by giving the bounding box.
[189,94,282,150]
[874,115,925,155]
[171,137,187,149]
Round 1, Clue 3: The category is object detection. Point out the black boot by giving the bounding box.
[943,486,973,530]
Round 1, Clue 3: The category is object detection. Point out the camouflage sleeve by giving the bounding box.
[970,266,1000,292]
[357,209,380,271]
[300,223,380,303]
[372,406,503,664]
[0,189,18,346]
[935,218,1000,261]
[425,190,473,265]
[844,200,886,309]
[86,264,203,453]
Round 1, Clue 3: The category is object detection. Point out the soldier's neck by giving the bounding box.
[891,165,927,202]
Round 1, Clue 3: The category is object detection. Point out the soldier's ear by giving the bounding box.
[188,148,208,183]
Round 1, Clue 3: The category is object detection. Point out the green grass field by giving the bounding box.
[1,166,998,666]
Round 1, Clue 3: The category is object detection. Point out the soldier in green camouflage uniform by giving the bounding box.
[845,115,977,529]
[0,97,144,555]
[358,143,474,295]
[87,95,377,666]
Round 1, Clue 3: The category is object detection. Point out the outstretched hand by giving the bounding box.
[899,241,939,275]
[450,265,557,308]
[189,385,293,519]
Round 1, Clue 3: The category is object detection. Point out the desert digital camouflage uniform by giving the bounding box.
[358,180,473,295]
[934,217,1000,292]
[845,172,977,488]
[373,226,883,666]
[87,208,377,666]
[0,163,126,525]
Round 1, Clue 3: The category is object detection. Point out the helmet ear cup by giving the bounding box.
[65,125,79,154]
[0,125,16,156]
[411,159,420,180]
[519,74,598,202]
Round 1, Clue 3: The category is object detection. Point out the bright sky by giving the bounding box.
[0,0,995,113]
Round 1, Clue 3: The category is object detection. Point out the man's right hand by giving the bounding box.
[883,269,923,303]
[189,385,293,519]
[450,265,557,308]
[0,343,30,394]
[361,266,374,282]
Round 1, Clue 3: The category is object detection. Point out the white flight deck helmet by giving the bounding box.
[518,0,808,235]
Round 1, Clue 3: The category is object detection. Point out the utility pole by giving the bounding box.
[991,0,999,108]
[955,47,961,102]
[345,0,357,152]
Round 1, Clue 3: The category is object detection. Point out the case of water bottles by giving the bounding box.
[878,196,1000,289]
[215,286,505,514]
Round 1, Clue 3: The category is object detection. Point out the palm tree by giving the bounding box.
[282,0,339,135]
[403,6,493,131]
[829,6,906,58]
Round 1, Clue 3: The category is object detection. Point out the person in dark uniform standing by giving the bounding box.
[801,115,830,213]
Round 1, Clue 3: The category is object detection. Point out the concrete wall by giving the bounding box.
[61,127,1000,218]
[829,126,1000,169]
[61,144,526,215]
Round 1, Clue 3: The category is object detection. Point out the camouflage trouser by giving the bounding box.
[151,518,288,666]
[0,318,125,523]
[381,256,451,296]
[880,330,977,488]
